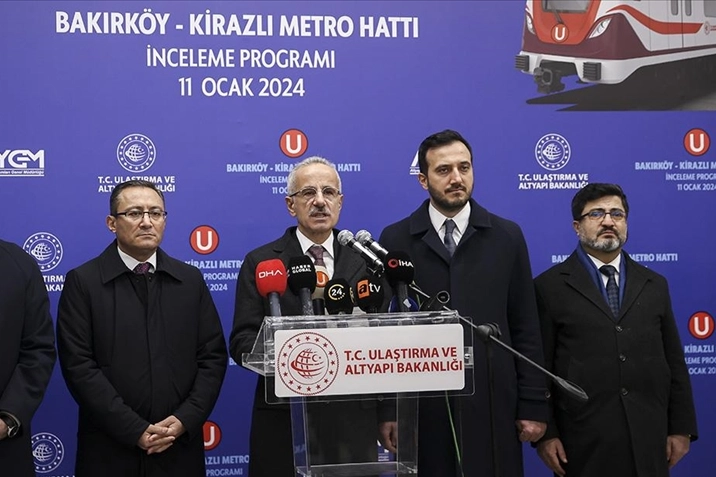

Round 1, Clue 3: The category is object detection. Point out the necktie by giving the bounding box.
[599,265,620,318]
[307,245,326,267]
[133,262,151,275]
[443,219,457,256]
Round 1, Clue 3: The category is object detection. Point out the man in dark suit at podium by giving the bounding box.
[230,156,387,477]
[0,238,56,477]
[379,129,548,477]
[534,183,697,477]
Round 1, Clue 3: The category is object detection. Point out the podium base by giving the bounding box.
[296,461,418,476]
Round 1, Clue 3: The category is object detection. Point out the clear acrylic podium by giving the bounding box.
[242,311,475,477]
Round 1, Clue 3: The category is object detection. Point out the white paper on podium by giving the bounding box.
[274,324,464,397]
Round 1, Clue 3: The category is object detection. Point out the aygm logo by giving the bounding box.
[32,432,64,473]
[23,232,63,272]
[683,128,710,156]
[0,149,45,177]
[280,129,308,158]
[117,133,156,172]
[190,225,219,255]
[535,133,571,171]
[203,421,222,450]
[689,311,714,339]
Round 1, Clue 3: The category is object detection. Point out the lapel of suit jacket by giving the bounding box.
[618,253,649,320]
[561,252,615,321]
[272,227,304,267]
[332,231,365,283]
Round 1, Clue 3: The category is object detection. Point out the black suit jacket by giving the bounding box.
[535,251,697,477]
[230,227,385,477]
[0,239,56,477]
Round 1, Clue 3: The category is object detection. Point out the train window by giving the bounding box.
[706,0,716,17]
[671,0,678,15]
[542,0,589,13]
[685,0,692,16]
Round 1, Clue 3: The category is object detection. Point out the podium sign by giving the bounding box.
[274,324,464,397]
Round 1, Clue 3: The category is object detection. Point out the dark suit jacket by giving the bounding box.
[0,239,56,477]
[57,242,227,477]
[534,250,698,477]
[379,199,548,477]
[230,227,385,477]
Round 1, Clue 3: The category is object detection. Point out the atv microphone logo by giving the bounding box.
[117,133,156,172]
[0,149,45,177]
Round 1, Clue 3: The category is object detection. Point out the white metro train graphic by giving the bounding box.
[516,0,716,93]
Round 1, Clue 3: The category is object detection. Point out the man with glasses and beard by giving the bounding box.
[534,183,697,477]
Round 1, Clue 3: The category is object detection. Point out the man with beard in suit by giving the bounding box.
[534,183,697,477]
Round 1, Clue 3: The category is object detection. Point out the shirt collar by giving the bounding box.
[428,201,471,236]
[295,229,335,259]
[117,246,157,273]
[586,251,622,275]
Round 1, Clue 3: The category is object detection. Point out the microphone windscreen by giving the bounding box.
[287,256,317,295]
[354,275,384,312]
[312,264,330,300]
[324,278,355,314]
[384,251,415,286]
[255,259,287,297]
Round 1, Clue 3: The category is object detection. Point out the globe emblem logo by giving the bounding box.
[117,133,157,172]
[32,432,64,473]
[535,133,571,171]
[23,232,63,272]
[278,332,339,395]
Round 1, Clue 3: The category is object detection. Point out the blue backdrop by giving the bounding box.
[1,1,715,476]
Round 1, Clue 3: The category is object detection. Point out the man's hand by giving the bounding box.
[137,424,173,454]
[144,415,186,455]
[516,419,547,442]
[0,419,7,441]
[666,434,690,469]
[536,437,567,477]
[378,421,397,453]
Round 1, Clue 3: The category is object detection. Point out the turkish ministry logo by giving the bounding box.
[203,421,222,451]
[535,133,571,171]
[32,432,64,473]
[23,232,63,272]
[190,225,220,255]
[683,128,710,156]
[279,129,308,158]
[688,311,714,339]
[278,332,339,396]
[117,133,156,172]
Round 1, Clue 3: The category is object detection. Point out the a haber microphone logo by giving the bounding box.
[203,421,222,451]
[278,332,339,395]
[684,128,710,156]
[190,225,219,255]
[551,24,569,42]
[280,129,308,158]
[688,311,714,339]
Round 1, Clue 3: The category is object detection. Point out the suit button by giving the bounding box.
[615,325,623,332]
[619,354,626,362]
[620,388,628,396]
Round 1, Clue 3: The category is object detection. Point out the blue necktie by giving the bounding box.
[599,265,620,318]
[443,219,457,256]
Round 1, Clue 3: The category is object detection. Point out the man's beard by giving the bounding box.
[579,228,626,252]
[428,183,472,213]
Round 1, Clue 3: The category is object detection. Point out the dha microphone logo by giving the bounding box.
[688,311,714,339]
[387,258,414,268]
[23,232,63,272]
[551,24,569,42]
[280,129,309,158]
[190,225,219,255]
[683,128,710,156]
[258,268,284,279]
[32,432,64,473]
[117,133,156,172]
[203,421,222,451]
[278,332,339,395]
[535,133,571,171]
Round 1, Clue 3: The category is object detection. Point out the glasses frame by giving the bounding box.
[288,186,342,201]
[579,208,627,221]
[114,209,168,222]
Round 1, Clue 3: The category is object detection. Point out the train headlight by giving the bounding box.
[588,17,611,39]
[526,13,535,35]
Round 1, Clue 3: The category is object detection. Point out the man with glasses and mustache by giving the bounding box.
[379,129,548,477]
[230,156,390,477]
[56,180,227,477]
[534,183,697,477]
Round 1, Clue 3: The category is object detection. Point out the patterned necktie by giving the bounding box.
[443,219,457,256]
[599,265,620,318]
[133,262,151,275]
[307,245,326,267]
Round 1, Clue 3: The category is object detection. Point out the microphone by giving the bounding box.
[354,275,384,313]
[355,230,389,261]
[337,230,385,276]
[312,264,329,315]
[420,290,451,311]
[255,259,287,317]
[286,256,316,315]
[384,251,415,313]
[324,278,355,315]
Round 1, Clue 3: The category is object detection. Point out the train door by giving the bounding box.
[668,0,685,50]
[681,0,696,48]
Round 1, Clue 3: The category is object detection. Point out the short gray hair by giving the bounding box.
[286,156,342,195]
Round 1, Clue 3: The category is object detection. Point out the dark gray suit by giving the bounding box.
[535,250,697,477]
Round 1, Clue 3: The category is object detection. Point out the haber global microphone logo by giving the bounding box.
[278,332,339,395]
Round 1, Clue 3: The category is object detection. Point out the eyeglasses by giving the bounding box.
[579,209,627,221]
[288,186,341,202]
[114,208,168,222]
